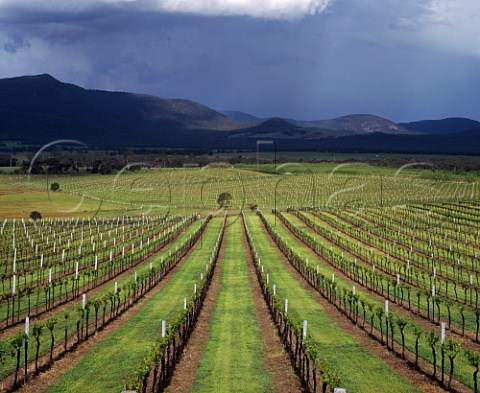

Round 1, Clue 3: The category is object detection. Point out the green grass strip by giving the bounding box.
[193,217,272,393]
[0,219,203,381]
[246,213,422,393]
[46,218,224,393]
[273,212,477,390]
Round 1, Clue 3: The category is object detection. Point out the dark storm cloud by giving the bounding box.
[0,0,478,122]
[3,36,30,53]
[0,3,142,45]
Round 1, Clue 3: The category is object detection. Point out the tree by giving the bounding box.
[30,211,42,221]
[50,182,60,192]
[217,192,232,208]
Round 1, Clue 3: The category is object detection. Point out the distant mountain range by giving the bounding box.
[221,110,262,123]
[222,111,409,134]
[0,74,248,147]
[222,110,480,136]
[0,74,479,154]
[399,118,480,134]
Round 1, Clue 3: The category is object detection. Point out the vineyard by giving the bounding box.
[0,165,479,392]
[1,166,478,213]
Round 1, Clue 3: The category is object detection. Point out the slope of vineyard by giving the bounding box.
[245,213,426,393]
[262,210,474,391]
[47,218,224,392]
[192,218,273,392]
[1,166,478,215]
[1,164,479,393]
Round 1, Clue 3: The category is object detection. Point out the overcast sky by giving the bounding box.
[0,0,479,122]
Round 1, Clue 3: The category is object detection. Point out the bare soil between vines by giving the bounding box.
[259,215,449,393]
[9,222,210,393]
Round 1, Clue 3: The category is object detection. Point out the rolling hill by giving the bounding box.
[0,74,248,147]
[220,110,262,123]
[286,114,410,134]
[399,117,480,134]
[0,74,479,154]
[222,111,411,135]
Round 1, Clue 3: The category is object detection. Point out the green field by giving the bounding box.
[1,164,478,217]
[193,218,272,393]
[47,218,224,393]
[0,163,479,393]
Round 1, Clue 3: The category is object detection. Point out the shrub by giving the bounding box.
[30,211,42,221]
[217,192,232,208]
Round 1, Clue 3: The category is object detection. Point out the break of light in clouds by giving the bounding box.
[146,0,332,19]
[0,0,479,122]
[0,0,333,20]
